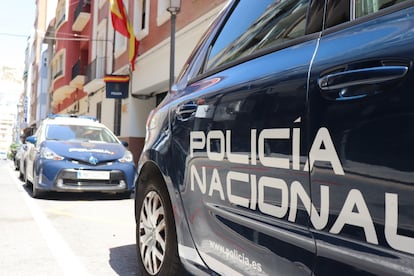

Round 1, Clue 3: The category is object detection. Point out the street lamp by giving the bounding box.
[167,0,181,90]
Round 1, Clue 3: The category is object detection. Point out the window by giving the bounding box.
[114,0,128,57]
[205,0,310,71]
[52,50,65,80]
[96,102,102,122]
[326,0,409,28]
[325,0,350,28]
[157,0,170,26]
[134,0,150,39]
[354,0,409,18]
[46,125,118,143]
[96,31,107,78]
[114,100,121,136]
[56,0,67,28]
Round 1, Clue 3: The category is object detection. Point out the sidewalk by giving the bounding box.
[0,160,62,276]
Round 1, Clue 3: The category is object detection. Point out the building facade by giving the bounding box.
[26,0,227,163]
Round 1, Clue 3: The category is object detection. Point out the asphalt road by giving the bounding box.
[0,160,141,276]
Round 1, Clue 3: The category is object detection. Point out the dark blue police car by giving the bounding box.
[25,114,136,198]
[135,0,414,275]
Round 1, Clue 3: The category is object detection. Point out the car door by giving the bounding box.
[170,0,324,274]
[309,0,414,275]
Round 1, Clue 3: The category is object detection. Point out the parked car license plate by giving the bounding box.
[77,170,110,180]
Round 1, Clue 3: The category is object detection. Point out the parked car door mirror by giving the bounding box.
[121,141,129,147]
[26,135,37,145]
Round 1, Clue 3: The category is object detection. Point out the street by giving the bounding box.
[0,160,141,276]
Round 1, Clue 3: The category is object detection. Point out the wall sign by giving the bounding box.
[104,75,130,99]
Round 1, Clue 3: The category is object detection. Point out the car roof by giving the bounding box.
[43,115,104,127]
[45,118,102,126]
[44,114,101,125]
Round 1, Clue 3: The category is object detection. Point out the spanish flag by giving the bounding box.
[110,0,139,71]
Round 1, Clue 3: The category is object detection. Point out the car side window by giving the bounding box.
[205,0,310,71]
[355,0,409,17]
[325,0,410,28]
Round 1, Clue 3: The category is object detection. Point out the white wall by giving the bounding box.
[121,96,156,137]
[87,89,115,131]
[131,5,224,96]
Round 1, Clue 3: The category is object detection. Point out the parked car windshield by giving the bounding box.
[45,124,119,143]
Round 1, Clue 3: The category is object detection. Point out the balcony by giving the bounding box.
[72,0,91,32]
[83,57,106,93]
[70,60,86,88]
[52,85,76,108]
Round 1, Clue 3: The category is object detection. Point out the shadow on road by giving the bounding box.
[19,181,134,201]
[109,244,141,275]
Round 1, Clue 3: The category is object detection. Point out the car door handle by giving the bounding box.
[176,103,198,121]
[318,65,408,90]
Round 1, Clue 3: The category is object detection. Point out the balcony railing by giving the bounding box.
[73,0,91,32]
[70,59,86,88]
[72,60,84,80]
[83,57,107,92]
[74,0,91,21]
[86,57,106,83]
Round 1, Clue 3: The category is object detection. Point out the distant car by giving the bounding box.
[0,151,7,160]
[14,144,27,171]
[19,144,30,181]
[135,0,414,275]
[25,114,136,198]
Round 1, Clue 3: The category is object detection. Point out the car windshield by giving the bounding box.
[45,124,119,143]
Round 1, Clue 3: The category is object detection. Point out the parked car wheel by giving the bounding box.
[18,170,24,181]
[24,166,31,188]
[136,180,183,275]
[31,171,43,199]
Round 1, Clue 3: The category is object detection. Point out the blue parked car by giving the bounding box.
[135,0,414,275]
[25,114,136,198]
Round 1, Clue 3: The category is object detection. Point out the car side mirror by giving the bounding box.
[26,135,37,145]
[121,141,129,147]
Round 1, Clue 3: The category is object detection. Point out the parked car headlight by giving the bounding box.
[41,147,64,160]
[119,150,134,163]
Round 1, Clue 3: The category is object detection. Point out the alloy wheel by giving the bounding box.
[138,190,166,275]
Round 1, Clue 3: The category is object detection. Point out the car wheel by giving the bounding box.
[24,165,31,187]
[31,170,43,199]
[136,180,184,275]
[18,170,24,181]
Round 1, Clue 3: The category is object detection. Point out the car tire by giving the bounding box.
[135,180,184,276]
[31,170,43,199]
[24,166,31,188]
[18,170,24,181]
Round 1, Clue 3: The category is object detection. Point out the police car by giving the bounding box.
[25,114,136,198]
[135,0,414,275]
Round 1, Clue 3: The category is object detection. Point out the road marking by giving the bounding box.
[8,167,90,276]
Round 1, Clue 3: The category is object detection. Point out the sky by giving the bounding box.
[0,0,35,66]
